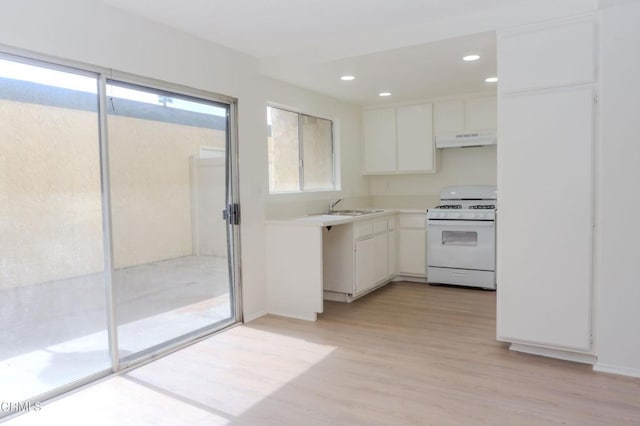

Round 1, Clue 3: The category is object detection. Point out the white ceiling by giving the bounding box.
[100,0,598,105]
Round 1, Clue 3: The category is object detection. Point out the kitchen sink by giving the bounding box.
[311,209,385,216]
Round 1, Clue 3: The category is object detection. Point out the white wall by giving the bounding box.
[0,0,367,321]
[370,146,497,208]
[594,0,640,377]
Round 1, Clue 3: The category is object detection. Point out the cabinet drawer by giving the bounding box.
[398,214,426,229]
[355,223,374,239]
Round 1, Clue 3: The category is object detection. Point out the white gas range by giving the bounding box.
[426,185,497,290]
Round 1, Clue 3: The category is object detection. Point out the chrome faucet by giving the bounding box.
[329,198,343,212]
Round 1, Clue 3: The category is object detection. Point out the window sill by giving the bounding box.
[267,188,342,200]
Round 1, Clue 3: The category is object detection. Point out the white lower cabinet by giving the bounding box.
[323,215,396,301]
[355,237,376,293]
[388,221,397,276]
[372,220,389,283]
[397,213,426,277]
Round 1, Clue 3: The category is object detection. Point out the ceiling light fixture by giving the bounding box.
[485,77,498,83]
[378,92,391,97]
[463,54,480,61]
[340,75,355,81]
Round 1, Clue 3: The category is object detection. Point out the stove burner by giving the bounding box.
[469,205,496,209]
[436,204,462,209]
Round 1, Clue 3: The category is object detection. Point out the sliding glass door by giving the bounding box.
[105,80,237,361]
[0,57,110,402]
[0,54,240,413]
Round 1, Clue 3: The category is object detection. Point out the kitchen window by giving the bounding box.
[267,106,335,193]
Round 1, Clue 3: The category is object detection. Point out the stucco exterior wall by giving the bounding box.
[0,99,225,289]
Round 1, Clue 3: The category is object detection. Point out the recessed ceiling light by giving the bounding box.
[379,92,391,97]
[485,77,498,83]
[463,54,480,62]
[340,75,355,81]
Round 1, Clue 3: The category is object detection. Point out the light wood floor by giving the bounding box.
[6,282,640,425]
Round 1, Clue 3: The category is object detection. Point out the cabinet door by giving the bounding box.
[398,229,426,276]
[499,19,595,92]
[465,96,497,131]
[355,237,375,293]
[388,229,397,276]
[362,108,396,173]
[497,87,593,351]
[373,232,389,283]
[433,100,464,135]
[396,103,435,172]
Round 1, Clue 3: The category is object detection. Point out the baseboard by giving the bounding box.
[323,291,349,302]
[392,275,427,283]
[593,362,640,378]
[267,310,317,322]
[509,343,596,365]
[242,309,268,323]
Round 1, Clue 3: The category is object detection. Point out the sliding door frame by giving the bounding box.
[104,72,242,368]
[0,46,242,416]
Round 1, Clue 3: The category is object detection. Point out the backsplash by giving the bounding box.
[371,195,440,209]
[265,196,373,219]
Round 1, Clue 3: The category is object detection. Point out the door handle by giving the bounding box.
[223,203,241,225]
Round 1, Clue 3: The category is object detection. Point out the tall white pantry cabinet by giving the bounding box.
[496,16,597,359]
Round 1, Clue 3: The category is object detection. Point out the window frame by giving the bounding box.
[267,105,337,194]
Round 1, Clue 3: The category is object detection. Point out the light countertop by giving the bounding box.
[265,208,426,227]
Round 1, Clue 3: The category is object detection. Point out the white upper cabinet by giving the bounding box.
[363,97,493,174]
[499,19,596,92]
[433,96,497,136]
[396,104,434,172]
[433,100,464,135]
[465,96,497,131]
[362,108,397,173]
[362,104,435,174]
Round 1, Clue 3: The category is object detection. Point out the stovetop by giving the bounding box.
[428,203,496,220]
[433,204,496,210]
[435,204,462,209]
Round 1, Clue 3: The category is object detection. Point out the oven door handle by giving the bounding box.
[427,220,495,227]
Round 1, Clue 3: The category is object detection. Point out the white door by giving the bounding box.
[396,103,434,172]
[497,87,593,351]
[373,232,388,283]
[398,229,426,276]
[388,229,397,276]
[362,108,396,173]
[355,237,375,293]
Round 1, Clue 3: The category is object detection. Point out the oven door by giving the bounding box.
[427,220,495,271]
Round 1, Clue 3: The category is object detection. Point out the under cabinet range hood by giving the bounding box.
[435,131,497,148]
